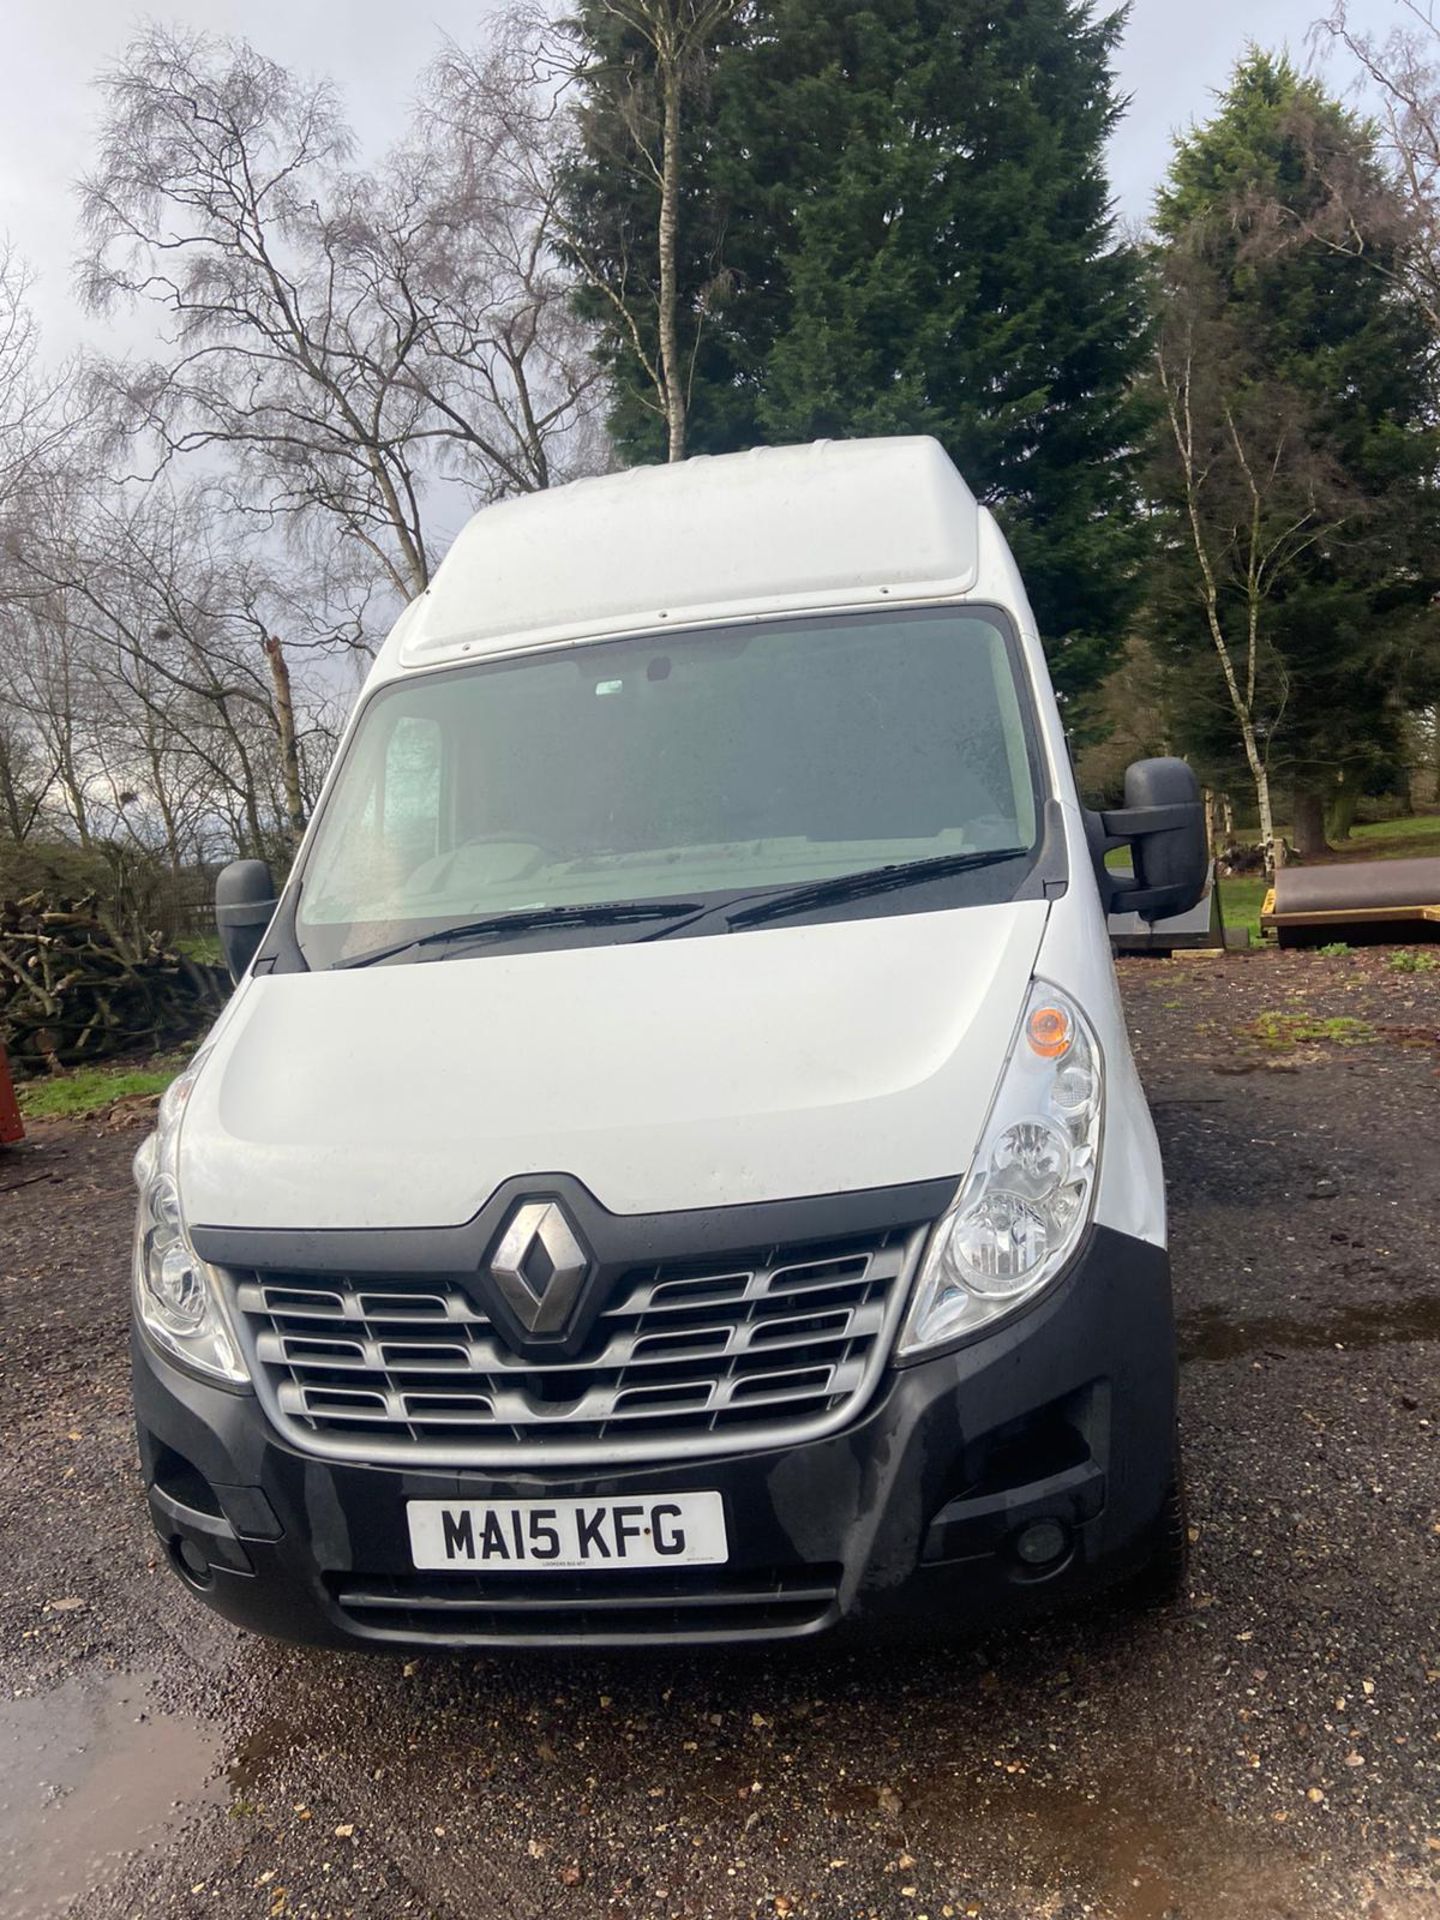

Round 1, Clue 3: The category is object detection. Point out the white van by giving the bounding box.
[131,437,1207,1647]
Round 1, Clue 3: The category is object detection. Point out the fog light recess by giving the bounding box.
[1013,1518,1071,1569]
[171,1536,214,1590]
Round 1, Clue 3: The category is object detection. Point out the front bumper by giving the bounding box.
[133,1224,1176,1648]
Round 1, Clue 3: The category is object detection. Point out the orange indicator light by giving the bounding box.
[1026,1004,1072,1059]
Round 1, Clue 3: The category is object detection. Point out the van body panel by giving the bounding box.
[181,899,1048,1229]
[395,438,980,670]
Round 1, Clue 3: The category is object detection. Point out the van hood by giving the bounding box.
[180,902,1048,1230]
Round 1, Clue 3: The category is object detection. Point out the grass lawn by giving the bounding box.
[1216,873,1270,945]
[17,1050,191,1121]
[1331,814,1440,861]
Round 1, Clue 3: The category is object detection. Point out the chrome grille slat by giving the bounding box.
[230,1226,921,1468]
[600,1251,896,1321]
[257,1300,886,1380]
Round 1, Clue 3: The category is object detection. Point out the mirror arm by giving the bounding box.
[1097,801,1203,847]
[1108,880,1195,916]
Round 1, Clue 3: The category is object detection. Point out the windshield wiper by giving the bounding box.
[730,848,1031,926]
[333,900,704,970]
[644,848,1031,941]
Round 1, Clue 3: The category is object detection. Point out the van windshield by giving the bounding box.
[295,607,1045,968]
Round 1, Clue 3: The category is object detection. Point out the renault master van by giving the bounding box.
[131,437,1207,1648]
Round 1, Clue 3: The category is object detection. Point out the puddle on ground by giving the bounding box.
[226,1714,299,1795]
[1180,1295,1440,1362]
[829,1763,1312,1920]
[0,1670,224,1918]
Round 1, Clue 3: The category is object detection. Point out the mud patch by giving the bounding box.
[0,1670,223,1918]
[1180,1295,1440,1362]
[836,1762,1315,1920]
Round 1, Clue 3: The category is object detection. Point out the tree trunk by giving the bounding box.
[262,636,306,848]
[657,58,686,464]
[144,736,184,872]
[58,750,90,848]
[1293,786,1329,860]
[1326,781,1359,844]
[1202,787,1219,860]
[1254,758,1283,871]
[0,743,26,842]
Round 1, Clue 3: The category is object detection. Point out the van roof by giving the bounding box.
[390,436,982,671]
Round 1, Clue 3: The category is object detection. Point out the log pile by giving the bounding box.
[0,892,226,1073]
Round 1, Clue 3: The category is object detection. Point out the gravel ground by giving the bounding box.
[0,948,1437,1920]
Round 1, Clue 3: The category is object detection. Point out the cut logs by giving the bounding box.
[0,891,226,1073]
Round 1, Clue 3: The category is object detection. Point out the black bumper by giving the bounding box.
[133,1224,1176,1649]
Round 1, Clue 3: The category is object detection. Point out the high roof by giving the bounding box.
[390,437,982,672]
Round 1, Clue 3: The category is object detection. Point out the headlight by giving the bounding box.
[898,982,1103,1356]
[132,1055,248,1384]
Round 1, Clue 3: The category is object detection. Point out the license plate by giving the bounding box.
[406,1493,728,1572]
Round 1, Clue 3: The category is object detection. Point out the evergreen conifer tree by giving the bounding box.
[1148,53,1440,854]
[563,1,1151,706]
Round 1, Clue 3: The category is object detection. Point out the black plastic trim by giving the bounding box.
[191,1171,958,1281]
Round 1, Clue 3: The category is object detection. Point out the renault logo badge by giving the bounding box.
[487,1200,592,1335]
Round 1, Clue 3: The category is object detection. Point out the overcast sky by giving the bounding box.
[0,0,1409,356]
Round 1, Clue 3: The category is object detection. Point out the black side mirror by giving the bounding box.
[215,859,278,983]
[1093,758,1209,924]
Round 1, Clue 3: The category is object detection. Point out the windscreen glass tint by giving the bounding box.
[296,608,1043,966]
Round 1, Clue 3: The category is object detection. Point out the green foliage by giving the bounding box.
[17,1056,187,1121]
[1218,873,1269,944]
[1317,941,1352,957]
[563,0,1151,709]
[1387,947,1439,973]
[1145,53,1440,816]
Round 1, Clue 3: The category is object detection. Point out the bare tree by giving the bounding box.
[1149,261,1357,872]
[3,469,349,863]
[589,0,746,462]
[0,246,69,522]
[431,1,743,464]
[0,697,54,843]
[0,588,102,846]
[78,25,603,598]
[1313,4,1440,335]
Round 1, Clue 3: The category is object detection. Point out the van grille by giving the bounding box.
[325,1565,843,1644]
[230,1231,917,1468]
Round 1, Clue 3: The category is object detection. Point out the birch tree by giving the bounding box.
[4,476,348,862]
[78,25,602,597]
[433,2,744,465]
[0,246,67,522]
[1150,285,1327,870]
[580,0,747,462]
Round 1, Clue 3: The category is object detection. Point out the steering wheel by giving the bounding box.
[453,834,567,882]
